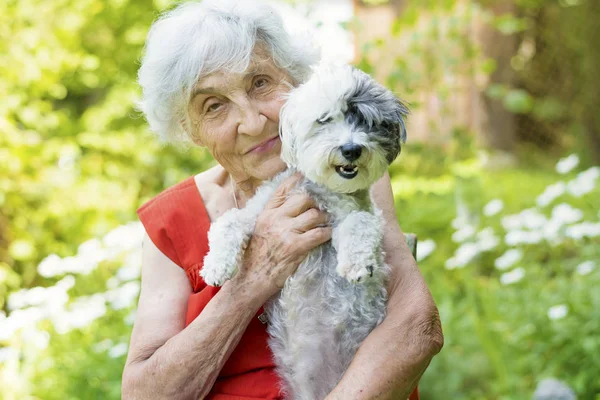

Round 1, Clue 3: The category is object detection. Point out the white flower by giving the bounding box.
[445,242,480,269]
[0,307,44,341]
[58,153,76,170]
[51,294,107,334]
[536,181,566,207]
[103,222,144,252]
[56,275,76,290]
[476,228,500,252]
[547,304,568,320]
[7,289,28,310]
[501,208,546,231]
[106,276,121,289]
[108,342,129,359]
[125,310,137,326]
[576,261,595,276]
[77,238,103,256]
[416,239,436,262]
[92,339,114,353]
[117,251,142,281]
[0,347,18,364]
[534,378,575,400]
[565,222,600,239]
[7,285,69,311]
[104,281,141,310]
[494,249,523,270]
[505,230,543,245]
[522,208,548,230]
[483,199,504,216]
[555,154,579,174]
[452,224,476,243]
[501,214,523,231]
[21,328,50,350]
[551,203,583,225]
[452,201,471,229]
[37,254,63,278]
[500,267,525,285]
[567,166,599,197]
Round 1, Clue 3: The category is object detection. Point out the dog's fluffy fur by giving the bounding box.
[201,64,408,400]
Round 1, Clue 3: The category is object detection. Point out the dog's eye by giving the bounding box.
[316,116,333,125]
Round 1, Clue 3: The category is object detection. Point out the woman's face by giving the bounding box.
[186,52,292,184]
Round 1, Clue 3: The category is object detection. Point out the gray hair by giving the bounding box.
[137,0,320,142]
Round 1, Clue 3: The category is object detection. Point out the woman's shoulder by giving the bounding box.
[136,167,223,269]
[137,165,221,213]
[194,165,236,222]
[193,164,227,204]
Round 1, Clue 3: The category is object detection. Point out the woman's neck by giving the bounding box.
[229,174,263,208]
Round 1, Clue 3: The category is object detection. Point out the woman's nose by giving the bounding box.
[238,103,267,137]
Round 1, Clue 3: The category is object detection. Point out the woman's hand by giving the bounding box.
[232,173,332,299]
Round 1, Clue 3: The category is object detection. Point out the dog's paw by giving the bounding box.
[200,263,237,287]
[200,251,238,287]
[337,260,377,284]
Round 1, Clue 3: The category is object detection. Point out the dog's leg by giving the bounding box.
[200,207,256,287]
[200,177,282,287]
[333,210,384,283]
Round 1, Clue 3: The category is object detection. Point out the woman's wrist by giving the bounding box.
[226,270,276,309]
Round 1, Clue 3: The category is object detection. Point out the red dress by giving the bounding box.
[138,176,420,400]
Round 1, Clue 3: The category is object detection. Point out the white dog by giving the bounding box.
[201,64,409,400]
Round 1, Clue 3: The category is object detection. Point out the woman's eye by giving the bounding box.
[206,102,222,113]
[254,77,268,89]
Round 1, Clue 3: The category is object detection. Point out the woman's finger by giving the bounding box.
[292,208,329,232]
[265,172,303,209]
[295,226,333,253]
[281,193,316,217]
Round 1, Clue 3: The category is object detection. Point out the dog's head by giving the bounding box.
[279,64,408,193]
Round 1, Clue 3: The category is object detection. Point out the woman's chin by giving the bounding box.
[255,157,287,181]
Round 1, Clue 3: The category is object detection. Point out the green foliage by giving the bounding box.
[1,0,212,397]
[0,0,213,289]
[392,146,600,399]
[503,89,534,114]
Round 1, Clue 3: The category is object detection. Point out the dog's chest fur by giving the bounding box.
[261,175,388,400]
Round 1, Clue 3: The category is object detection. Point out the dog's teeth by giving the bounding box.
[338,166,358,173]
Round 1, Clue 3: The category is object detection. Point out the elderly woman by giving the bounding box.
[121,1,443,399]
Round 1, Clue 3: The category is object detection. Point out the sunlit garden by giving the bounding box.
[1,0,599,399]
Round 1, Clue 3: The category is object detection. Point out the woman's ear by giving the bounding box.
[180,116,205,146]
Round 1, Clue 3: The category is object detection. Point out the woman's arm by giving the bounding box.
[325,172,444,400]
[121,235,268,400]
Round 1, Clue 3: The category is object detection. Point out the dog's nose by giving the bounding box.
[340,143,362,162]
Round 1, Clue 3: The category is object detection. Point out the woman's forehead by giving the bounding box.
[194,56,281,92]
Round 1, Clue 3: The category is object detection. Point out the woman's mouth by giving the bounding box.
[248,136,280,154]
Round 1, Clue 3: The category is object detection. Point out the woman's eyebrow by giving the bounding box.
[191,87,218,100]
[190,68,271,100]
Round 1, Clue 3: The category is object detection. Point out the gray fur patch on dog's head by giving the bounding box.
[344,69,409,164]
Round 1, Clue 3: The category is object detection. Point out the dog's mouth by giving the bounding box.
[335,165,358,179]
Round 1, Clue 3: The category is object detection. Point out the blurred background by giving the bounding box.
[1,0,599,398]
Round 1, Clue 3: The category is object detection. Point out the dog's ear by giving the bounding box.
[379,97,409,163]
[391,98,409,144]
[278,100,298,167]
